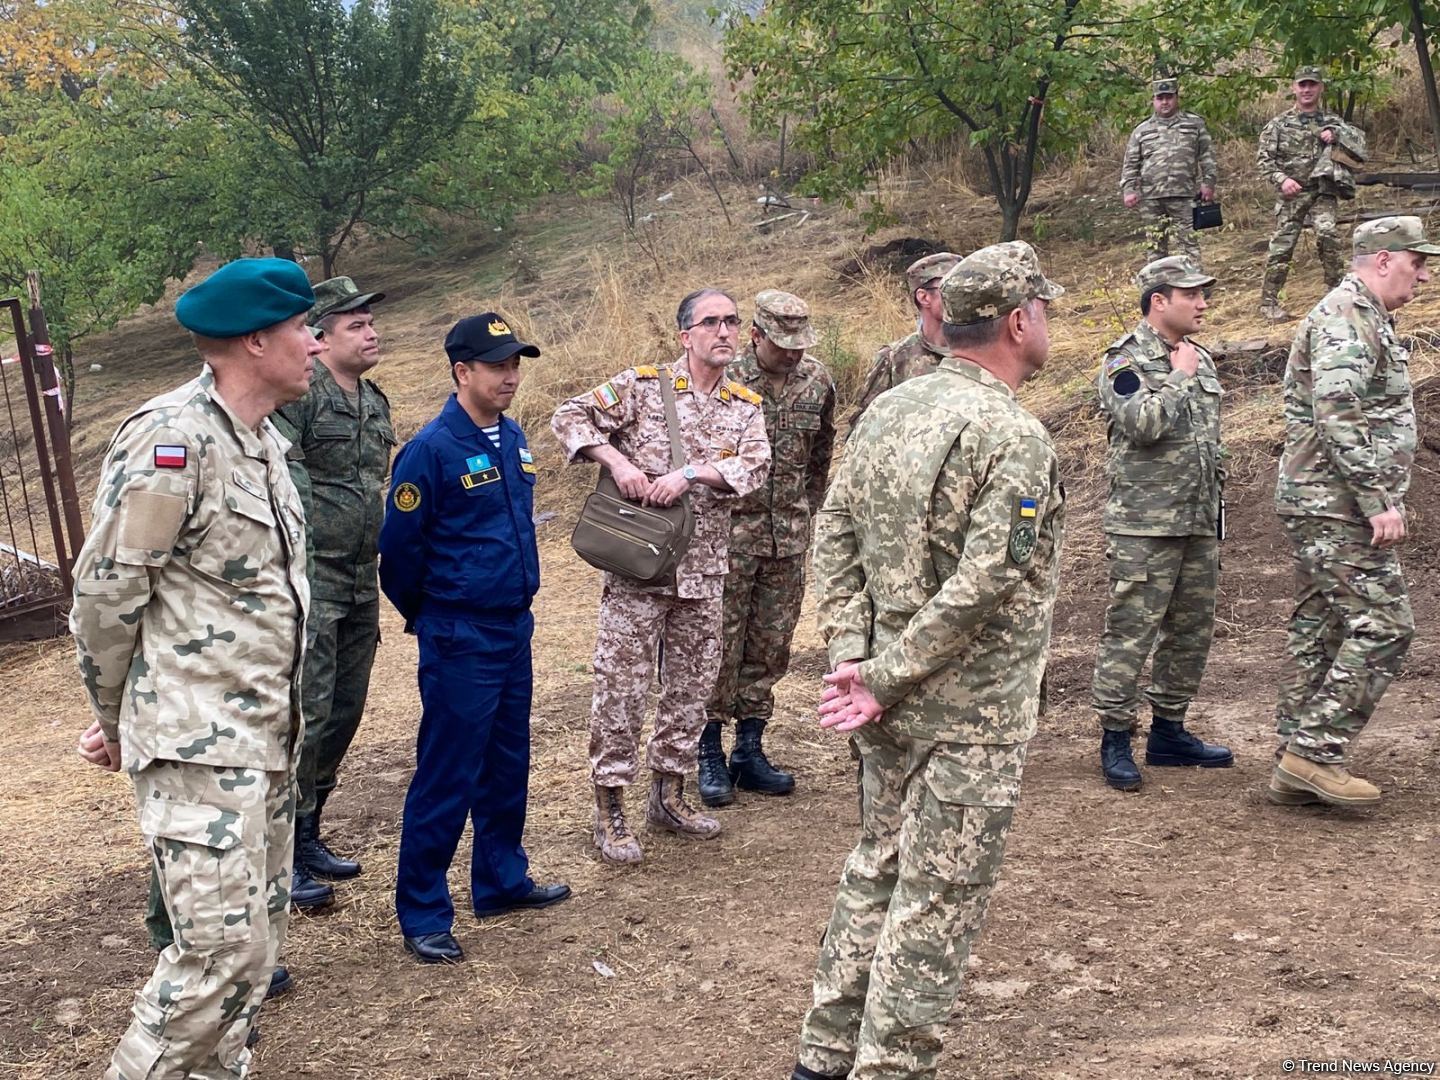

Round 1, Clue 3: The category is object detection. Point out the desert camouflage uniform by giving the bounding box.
[1091,320,1224,731]
[552,359,770,785]
[70,365,308,1079]
[275,359,395,818]
[798,353,1066,1080]
[848,331,946,428]
[1274,275,1415,763]
[707,342,836,725]
[1121,111,1217,266]
[1257,108,1365,295]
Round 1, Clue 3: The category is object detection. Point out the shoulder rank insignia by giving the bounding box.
[673,373,690,392]
[393,482,421,512]
[593,381,621,411]
[633,366,660,379]
[729,381,762,405]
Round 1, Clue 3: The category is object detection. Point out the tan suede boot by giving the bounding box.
[646,772,721,839]
[593,785,643,864]
[1265,774,1323,806]
[1274,751,1380,807]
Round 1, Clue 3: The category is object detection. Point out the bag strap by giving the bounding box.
[659,366,686,472]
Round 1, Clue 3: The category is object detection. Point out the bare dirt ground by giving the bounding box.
[4,181,1440,1078]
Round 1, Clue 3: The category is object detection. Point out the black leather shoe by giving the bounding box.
[697,721,736,807]
[291,861,335,911]
[297,813,361,880]
[1100,729,1142,791]
[791,1064,847,1080]
[265,966,294,1001]
[1146,717,1234,768]
[403,932,464,964]
[474,882,572,919]
[730,717,795,796]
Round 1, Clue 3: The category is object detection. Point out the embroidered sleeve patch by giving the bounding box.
[593,382,621,411]
[1019,497,1038,519]
[1008,521,1037,564]
[393,482,421,512]
[1104,354,1133,376]
[153,444,188,469]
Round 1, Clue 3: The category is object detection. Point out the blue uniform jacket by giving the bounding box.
[378,395,540,626]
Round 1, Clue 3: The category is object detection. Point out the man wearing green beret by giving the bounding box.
[69,257,320,1077]
[276,276,396,904]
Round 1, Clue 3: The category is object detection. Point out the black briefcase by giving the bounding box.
[1193,201,1223,230]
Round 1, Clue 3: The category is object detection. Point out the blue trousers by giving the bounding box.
[396,611,534,936]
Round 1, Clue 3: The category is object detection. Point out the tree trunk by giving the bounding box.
[1409,0,1440,163]
[322,249,337,278]
[999,197,1022,242]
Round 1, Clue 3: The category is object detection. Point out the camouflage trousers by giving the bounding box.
[589,577,723,786]
[1264,190,1344,293]
[110,760,295,1080]
[705,550,806,725]
[1140,197,1201,269]
[1092,533,1218,731]
[797,724,1026,1080]
[296,594,380,817]
[1274,516,1413,764]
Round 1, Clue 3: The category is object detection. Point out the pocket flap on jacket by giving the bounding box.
[140,799,245,851]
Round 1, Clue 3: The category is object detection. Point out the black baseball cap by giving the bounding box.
[444,312,541,364]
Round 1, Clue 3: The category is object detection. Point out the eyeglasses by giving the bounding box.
[685,314,742,332]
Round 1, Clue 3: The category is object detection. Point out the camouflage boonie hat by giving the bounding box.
[308,275,385,325]
[1153,78,1178,95]
[1352,215,1440,256]
[941,241,1065,326]
[1294,65,1324,83]
[1135,256,1216,296]
[753,289,818,350]
[906,252,963,294]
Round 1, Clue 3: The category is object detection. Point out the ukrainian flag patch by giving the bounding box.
[1019,497,1038,519]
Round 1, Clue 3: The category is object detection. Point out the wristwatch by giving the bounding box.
[682,465,697,482]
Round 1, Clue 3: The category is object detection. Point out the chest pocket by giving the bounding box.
[193,480,280,590]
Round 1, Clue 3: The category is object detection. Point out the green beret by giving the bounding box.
[176,258,315,338]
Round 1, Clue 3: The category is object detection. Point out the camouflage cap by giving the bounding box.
[753,288,818,350]
[1294,65,1324,83]
[1153,78,1178,95]
[941,241,1065,326]
[308,275,385,325]
[905,251,963,294]
[1135,256,1216,296]
[1352,215,1440,256]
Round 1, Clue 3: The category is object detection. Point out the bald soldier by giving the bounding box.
[1270,216,1433,808]
[1121,77,1218,268]
[70,258,319,1078]
[847,252,961,428]
[700,290,836,806]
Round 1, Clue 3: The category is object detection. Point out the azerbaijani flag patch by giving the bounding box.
[154,444,187,469]
[1019,497,1038,519]
[1104,354,1133,376]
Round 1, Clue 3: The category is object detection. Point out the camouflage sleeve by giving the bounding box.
[1256,117,1286,188]
[1309,308,1393,517]
[550,368,642,464]
[1097,353,1194,445]
[846,344,895,431]
[811,456,872,666]
[1197,118,1217,189]
[713,401,772,497]
[857,433,1058,709]
[1120,126,1143,194]
[807,377,837,515]
[69,420,200,739]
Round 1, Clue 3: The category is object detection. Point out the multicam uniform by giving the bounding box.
[797,357,1065,1080]
[71,366,308,1079]
[1091,320,1224,730]
[1274,275,1415,762]
[1121,111,1217,266]
[707,343,835,726]
[552,359,770,784]
[847,330,945,428]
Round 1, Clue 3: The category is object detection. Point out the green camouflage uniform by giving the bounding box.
[1274,274,1415,763]
[797,242,1066,1080]
[848,330,946,429]
[70,365,308,1079]
[1091,319,1224,731]
[707,341,836,726]
[1257,107,1365,297]
[275,359,395,818]
[1121,111,1217,267]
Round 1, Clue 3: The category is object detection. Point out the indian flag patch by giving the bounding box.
[593,381,621,411]
[153,444,187,469]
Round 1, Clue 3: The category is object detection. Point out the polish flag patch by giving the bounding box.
[153,444,188,469]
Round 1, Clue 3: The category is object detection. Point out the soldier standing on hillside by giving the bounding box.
[1091,257,1234,792]
[847,252,961,428]
[552,289,770,865]
[791,242,1065,1080]
[70,258,319,1077]
[698,290,836,807]
[1269,216,1433,808]
[1257,66,1367,321]
[1121,78,1218,268]
[276,276,396,904]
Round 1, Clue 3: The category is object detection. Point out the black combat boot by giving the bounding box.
[298,812,361,880]
[1100,729,1142,791]
[1146,717,1234,768]
[696,721,736,808]
[790,1064,847,1080]
[291,855,335,911]
[730,717,795,796]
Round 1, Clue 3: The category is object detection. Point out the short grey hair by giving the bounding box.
[676,288,737,330]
